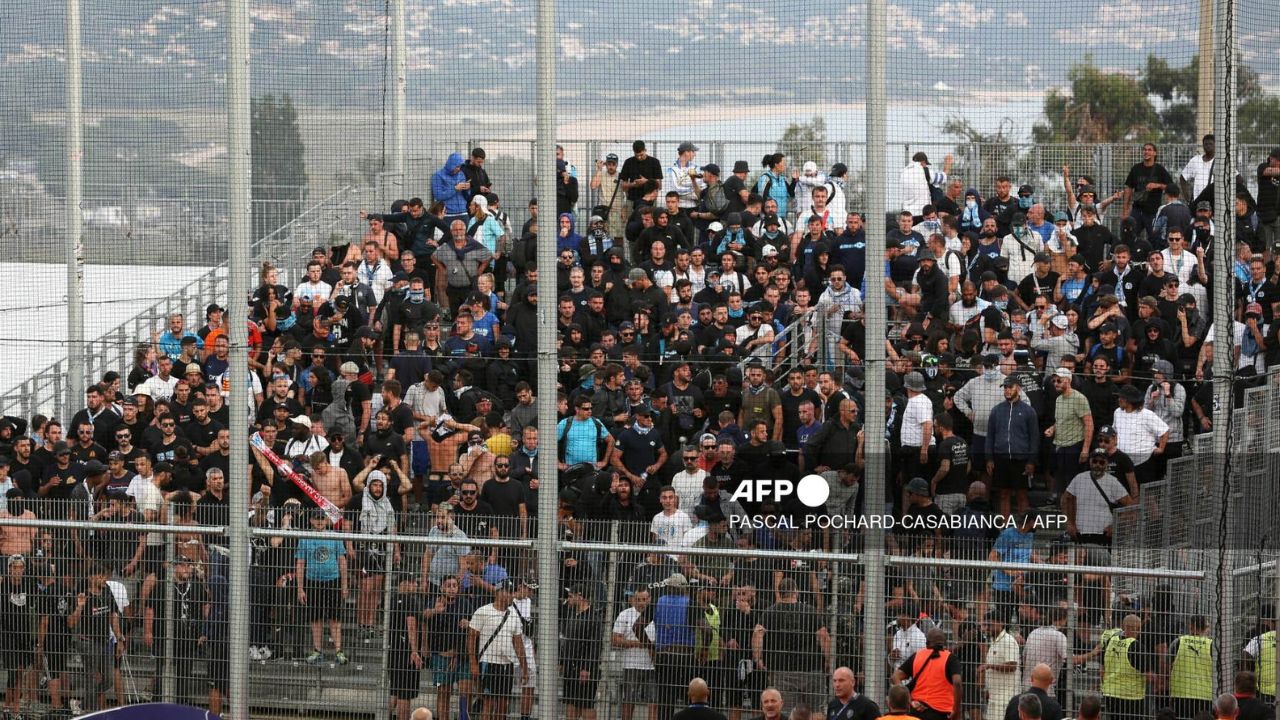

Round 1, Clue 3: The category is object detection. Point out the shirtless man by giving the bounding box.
[308,451,352,509]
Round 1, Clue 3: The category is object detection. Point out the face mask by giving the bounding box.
[985,368,1002,380]
[1018,197,1034,210]
[923,366,938,379]
[965,199,977,209]
[1013,226,1026,238]
[994,300,1008,311]
[407,289,425,304]
[923,220,940,233]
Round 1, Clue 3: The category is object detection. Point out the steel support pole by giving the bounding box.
[225,0,253,716]
[534,0,561,718]
[65,0,85,413]
[389,0,407,193]
[862,0,889,700]
[1197,0,1215,140]
[1211,0,1238,693]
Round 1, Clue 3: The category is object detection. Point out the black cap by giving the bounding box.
[83,459,108,476]
[1018,184,1034,196]
[334,295,351,308]
[52,441,70,455]
[605,153,619,162]
[354,326,377,340]
[1097,425,1117,437]
[1195,200,1212,212]
[206,303,225,317]
[702,163,721,177]
[495,578,518,593]
[1090,446,1109,458]
[733,160,750,173]
[1002,376,1020,388]
[0,456,10,467]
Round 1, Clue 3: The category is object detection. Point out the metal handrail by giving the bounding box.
[0,185,358,420]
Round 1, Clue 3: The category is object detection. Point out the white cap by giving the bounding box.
[471,195,488,209]
[708,222,724,233]
[761,245,779,257]
[1053,367,1073,379]
[803,161,818,174]
[291,415,312,428]
[1051,315,1069,329]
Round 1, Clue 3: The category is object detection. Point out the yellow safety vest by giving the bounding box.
[1258,630,1276,696]
[695,604,721,662]
[1169,635,1214,700]
[1102,634,1145,701]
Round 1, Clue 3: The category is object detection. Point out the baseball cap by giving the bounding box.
[1246,302,1264,316]
[83,460,108,476]
[52,441,71,455]
[206,303,225,317]
[905,477,931,496]
[339,361,359,375]
[1097,425,1117,437]
[1099,323,1117,334]
[1090,447,1109,459]
[1034,251,1052,264]
[1002,376,1021,388]
[184,363,203,376]
[761,245,779,258]
[1053,367,1073,379]
[495,578,518,593]
[1018,184,1034,196]
[1151,359,1175,376]
[699,432,718,446]
[628,268,647,283]
[1051,315,1069,330]
[108,450,124,461]
[702,163,721,176]
[605,153,619,162]
[665,573,689,588]
[1195,200,1213,212]
[291,415,312,428]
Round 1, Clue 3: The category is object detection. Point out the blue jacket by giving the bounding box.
[985,399,1039,459]
[432,152,469,215]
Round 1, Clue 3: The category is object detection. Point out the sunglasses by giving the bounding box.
[495,462,510,467]
[701,445,716,450]
[683,456,698,462]
[460,490,477,496]
[579,406,593,411]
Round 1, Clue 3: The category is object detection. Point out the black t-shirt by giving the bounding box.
[936,435,970,495]
[363,429,406,464]
[453,501,497,539]
[0,576,40,638]
[1256,161,1280,222]
[182,418,225,451]
[984,195,1019,233]
[148,435,194,464]
[389,589,423,649]
[1104,449,1136,486]
[1124,162,1173,214]
[826,695,883,720]
[479,478,527,519]
[78,586,121,641]
[759,600,825,673]
[619,155,664,202]
[615,427,663,476]
[425,594,476,653]
[779,388,823,449]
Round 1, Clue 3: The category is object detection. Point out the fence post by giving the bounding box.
[161,530,176,703]
[1064,569,1076,714]
[375,538,396,720]
[599,520,622,720]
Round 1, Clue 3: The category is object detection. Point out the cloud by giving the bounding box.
[932,2,995,28]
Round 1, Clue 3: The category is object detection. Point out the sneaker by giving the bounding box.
[249,645,263,662]
[69,700,83,717]
[306,651,324,665]
[258,645,273,661]
[335,650,349,665]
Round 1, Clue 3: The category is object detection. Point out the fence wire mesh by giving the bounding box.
[3,0,1280,718]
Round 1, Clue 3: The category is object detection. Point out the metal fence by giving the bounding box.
[0,185,371,420]
[1,502,1257,720]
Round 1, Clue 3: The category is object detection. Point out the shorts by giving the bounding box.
[44,639,72,675]
[389,646,422,700]
[621,668,657,704]
[2,641,34,674]
[562,672,600,708]
[431,653,470,687]
[140,544,166,579]
[734,662,766,710]
[305,579,342,622]
[358,548,389,575]
[410,440,431,477]
[479,662,515,698]
[990,456,1031,491]
[80,639,115,690]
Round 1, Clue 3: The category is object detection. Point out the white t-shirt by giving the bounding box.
[1161,248,1198,287]
[1180,154,1215,201]
[295,280,333,305]
[1112,407,1168,467]
[649,510,693,547]
[284,435,329,459]
[670,469,709,513]
[407,384,448,420]
[106,580,130,642]
[1066,471,1129,534]
[470,603,523,665]
[899,394,936,448]
[890,623,926,669]
[613,607,657,670]
[735,323,775,359]
[1022,626,1069,690]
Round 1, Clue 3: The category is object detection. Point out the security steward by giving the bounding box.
[1099,614,1156,720]
[893,628,963,720]
[1242,619,1275,706]
[1167,615,1215,720]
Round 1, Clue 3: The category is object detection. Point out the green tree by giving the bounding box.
[1140,54,1273,144]
[1032,56,1160,144]
[251,94,308,239]
[778,116,827,167]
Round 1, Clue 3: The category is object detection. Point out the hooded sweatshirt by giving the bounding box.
[953,369,1029,437]
[960,188,989,234]
[556,213,583,257]
[432,153,469,216]
[360,480,395,535]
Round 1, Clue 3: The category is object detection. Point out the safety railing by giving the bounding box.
[0,185,362,420]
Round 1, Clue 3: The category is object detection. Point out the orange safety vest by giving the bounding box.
[910,649,955,713]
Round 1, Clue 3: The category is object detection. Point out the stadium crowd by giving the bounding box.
[0,139,1276,720]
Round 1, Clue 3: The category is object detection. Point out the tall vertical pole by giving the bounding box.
[1196,0,1215,140]
[862,0,889,701]
[65,0,84,414]
[533,0,561,718]
[1211,0,1237,694]
[226,0,252,717]
[389,0,407,191]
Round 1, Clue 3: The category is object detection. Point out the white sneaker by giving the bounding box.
[69,699,84,716]
[249,645,263,661]
[258,645,273,661]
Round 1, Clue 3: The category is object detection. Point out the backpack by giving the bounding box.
[322,377,358,440]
